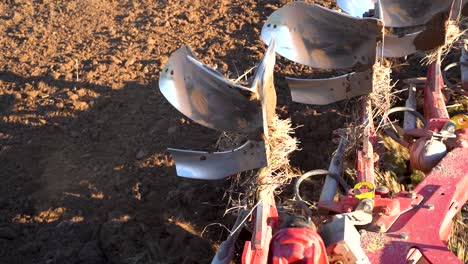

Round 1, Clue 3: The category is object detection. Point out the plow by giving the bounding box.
[159,1,468,263]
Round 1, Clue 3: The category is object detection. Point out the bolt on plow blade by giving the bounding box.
[261,2,383,69]
[159,46,262,134]
[168,140,267,180]
[287,70,373,105]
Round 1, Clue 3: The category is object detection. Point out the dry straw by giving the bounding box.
[222,116,299,214]
[424,17,467,65]
[449,210,468,262]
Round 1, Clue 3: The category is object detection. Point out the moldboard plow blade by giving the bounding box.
[339,0,452,27]
[376,0,452,28]
[167,140,267,180]
[378,31,420,58]
[159,45,262,134]
[339,0,458,58]
[159,43,277,179]
[287,70,373,105]
[261,2,383,69]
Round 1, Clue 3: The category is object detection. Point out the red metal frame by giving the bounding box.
[366,59,468,264]
[242,196,279,264]
[367,147,468,264]
[239,59,467,264]
[318,60,468,263]
[424,61,450,131]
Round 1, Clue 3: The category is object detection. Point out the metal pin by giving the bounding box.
[399,233,409,240]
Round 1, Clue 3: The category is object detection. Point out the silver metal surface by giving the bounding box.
[319,137,347,203]
[450,0,465,20]
[337,0,376,17]
[168,140,267,180]
[379,31,420,58]
[159,46,262,134]
[287,70,373,105]
[250,40,277,138]
[404,85,417,130]
[462,40,468,90]
[339,199,374,226]
[211,210,249,264]
[410,139,447,173]
[261,2,382,69]
[319,216,370,264]
[377,0,452,27]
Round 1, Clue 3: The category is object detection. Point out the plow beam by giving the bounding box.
[367,147,468,264]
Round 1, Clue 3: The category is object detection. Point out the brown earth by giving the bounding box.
[0,0,344,263]
[0,0,465,264]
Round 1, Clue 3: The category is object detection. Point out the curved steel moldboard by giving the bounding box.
[379,10,449,58]
[379,31,420,58]
[261,2,382,69]
[168,140,267,180]
[337,0,376,18]
[339,0,452,28]
[287,70,373,105]
[159,46,262,134]
[377,0,452,27]
[250,40,277,138]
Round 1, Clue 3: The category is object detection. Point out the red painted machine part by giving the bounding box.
[357,98,376,184]
[366,146,468,264]
[270,228,329,264]
[424,60,450,131]
[242,198,279,264]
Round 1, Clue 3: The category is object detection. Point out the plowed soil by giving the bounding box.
[0,1,344,263]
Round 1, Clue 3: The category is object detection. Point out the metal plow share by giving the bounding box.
[158,0,468,263]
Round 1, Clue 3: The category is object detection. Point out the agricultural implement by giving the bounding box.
[159,0,467,263]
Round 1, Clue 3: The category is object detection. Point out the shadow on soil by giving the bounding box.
[0,71,233,264]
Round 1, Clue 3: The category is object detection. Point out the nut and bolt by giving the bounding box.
[362,199,374,213]
[376,223,386,233]
[376,186,390,195]
[359,229,367,236]
[363,204,372,212]
[407,192,417,199]
[427,204,435,210]
[399,233,409,240]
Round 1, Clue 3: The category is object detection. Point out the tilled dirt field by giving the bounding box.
[0,0,465,264]
[0,0,346,263]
